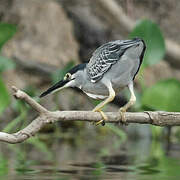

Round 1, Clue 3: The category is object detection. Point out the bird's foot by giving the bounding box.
[92,109,107,126]
[119,107,128,126]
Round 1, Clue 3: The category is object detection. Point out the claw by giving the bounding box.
[93,109,107,126]
[95,119,105,126]
[119,107,128,126]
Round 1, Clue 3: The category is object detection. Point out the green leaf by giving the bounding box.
[0,23,17,50]
[0,23,16,50]
[129,19,165,67]
[51,61,75,83]
[142,79,180,112]
[0,56,15,73]
[0,77,10,115]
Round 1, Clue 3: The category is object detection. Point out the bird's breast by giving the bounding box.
[83,91,108,100]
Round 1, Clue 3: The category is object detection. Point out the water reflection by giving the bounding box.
[1,134,180,180]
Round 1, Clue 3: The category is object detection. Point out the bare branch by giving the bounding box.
[0,87,180,144]
[12,86,48,114]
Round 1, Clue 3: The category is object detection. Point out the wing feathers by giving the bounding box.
[87,41,125,82]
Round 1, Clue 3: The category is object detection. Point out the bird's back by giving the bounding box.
[84,38,146,96]
[87,40,128,83]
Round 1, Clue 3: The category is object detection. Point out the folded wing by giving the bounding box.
[87,40,129,83]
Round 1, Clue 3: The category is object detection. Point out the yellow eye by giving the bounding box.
[64,73,71,80]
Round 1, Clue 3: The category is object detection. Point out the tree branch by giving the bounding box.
[1,87,180,144]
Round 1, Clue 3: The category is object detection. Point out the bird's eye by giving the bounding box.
[64,73,71,80]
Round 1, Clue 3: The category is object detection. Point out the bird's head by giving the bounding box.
[40,63,86,98]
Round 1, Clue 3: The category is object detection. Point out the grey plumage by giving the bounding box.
[40,38,146,126]
[87,39,145,83]
[40,38,146,99]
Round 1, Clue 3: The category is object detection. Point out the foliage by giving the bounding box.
[0,57,16,115]
[0,76,10,115]
[142,79,180,112]
[0,23,16,115]
[129,19,178,140]
[129,19,180,114]
[0,22,54,168]
[129,19,166,67]
[0,23,16,50]
[0,154,8,176]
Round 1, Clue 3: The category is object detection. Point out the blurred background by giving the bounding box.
[1,0,180,179]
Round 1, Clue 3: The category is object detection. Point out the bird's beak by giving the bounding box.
[40,79,70,98]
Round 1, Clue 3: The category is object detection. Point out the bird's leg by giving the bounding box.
[92,82,115,126]
[93,109,107,126]
[119,82,136,125]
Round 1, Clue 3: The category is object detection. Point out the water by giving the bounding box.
[1,130,180,180]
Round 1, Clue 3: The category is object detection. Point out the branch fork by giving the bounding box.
[0,87,180,144]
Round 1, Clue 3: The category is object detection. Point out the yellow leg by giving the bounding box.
[119,82,136,124]
[93,110,107,126]
[92,82,115,126]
